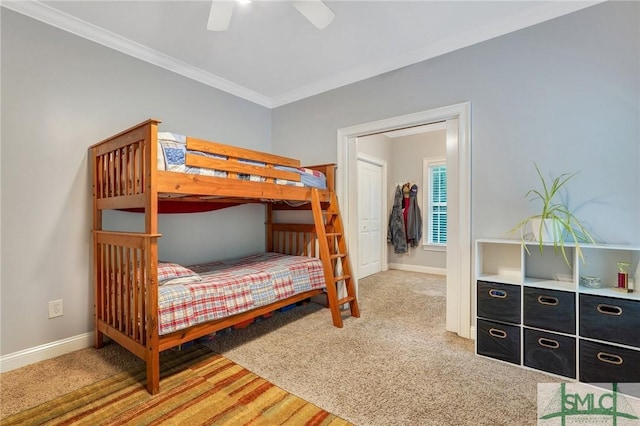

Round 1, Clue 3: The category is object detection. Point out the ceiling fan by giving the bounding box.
[207,0,335,31]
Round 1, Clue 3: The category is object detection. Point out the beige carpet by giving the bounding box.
[1,270,561,424]
[203,270,562,426]
[1,340,142,418]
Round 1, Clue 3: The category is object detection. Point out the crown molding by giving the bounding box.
[1,1,273,108]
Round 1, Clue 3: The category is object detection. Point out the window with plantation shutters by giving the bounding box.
[423,158,447,246]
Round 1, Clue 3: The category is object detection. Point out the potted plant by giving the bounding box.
[510,163,595,267]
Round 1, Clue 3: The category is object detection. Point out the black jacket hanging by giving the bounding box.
[387,185,408,254]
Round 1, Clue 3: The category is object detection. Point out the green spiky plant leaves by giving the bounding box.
[511,163,595,268]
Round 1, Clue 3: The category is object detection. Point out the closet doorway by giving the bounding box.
[337,102,471,339]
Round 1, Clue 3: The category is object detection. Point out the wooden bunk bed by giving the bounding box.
[91,119,360,394]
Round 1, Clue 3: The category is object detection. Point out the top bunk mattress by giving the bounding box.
[157,132,327,189]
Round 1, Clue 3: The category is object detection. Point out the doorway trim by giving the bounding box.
[337,102,472,338]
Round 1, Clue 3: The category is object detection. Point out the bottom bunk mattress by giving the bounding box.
[157,252,326,335]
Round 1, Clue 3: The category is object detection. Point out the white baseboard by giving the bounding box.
[388,263,446,276]
[1,332,94,373]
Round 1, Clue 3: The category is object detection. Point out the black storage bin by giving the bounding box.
[579,294,640,347]
[524,328,576,378]
[477,281,521,324]
[579,340,640,383]
[477,319,520,365]
[524,287,575,334]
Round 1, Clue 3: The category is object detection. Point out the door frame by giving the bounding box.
[337,102,472,338]
[356,152,388,278]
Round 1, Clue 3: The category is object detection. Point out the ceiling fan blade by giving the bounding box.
[207,1,235,31]
[292,1,335,29]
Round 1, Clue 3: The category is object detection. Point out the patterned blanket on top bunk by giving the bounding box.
[157,252,326,335]
[157,132,327,189]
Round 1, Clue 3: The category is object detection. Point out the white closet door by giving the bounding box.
[357,158,383,278]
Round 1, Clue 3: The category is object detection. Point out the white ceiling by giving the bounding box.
[4,1,601,108]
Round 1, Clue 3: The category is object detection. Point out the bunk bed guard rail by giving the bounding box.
[93,230,161,359]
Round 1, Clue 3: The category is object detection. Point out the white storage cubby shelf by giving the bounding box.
[476,238,640,298]
[475,238,640,385]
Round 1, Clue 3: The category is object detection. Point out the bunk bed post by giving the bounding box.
[145,235,161,394]
[266,204,273,252]
[144,121,161,394]
[324,164,336,193]
[145,121,159,234]
[91,145,104,350]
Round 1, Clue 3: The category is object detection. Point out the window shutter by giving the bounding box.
[429,165,447,244]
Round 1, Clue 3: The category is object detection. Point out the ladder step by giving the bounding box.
[330,253,347,259]
[338,296,356,305]
[325,232,342,237]
[332,275,351,283]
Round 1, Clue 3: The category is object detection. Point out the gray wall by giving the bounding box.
[272,1,640,249]
[1,10,271,355]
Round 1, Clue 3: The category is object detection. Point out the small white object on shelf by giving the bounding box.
[580,275,602,289]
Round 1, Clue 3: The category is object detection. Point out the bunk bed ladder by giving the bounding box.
[311,188,360,328]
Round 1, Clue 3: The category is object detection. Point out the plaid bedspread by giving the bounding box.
[157,252,326,335]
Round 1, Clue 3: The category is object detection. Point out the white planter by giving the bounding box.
[531,218,562,243]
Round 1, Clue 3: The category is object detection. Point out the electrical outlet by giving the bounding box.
[48,299,63,318]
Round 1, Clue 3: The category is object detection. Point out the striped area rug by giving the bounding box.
[3,345,352,426]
